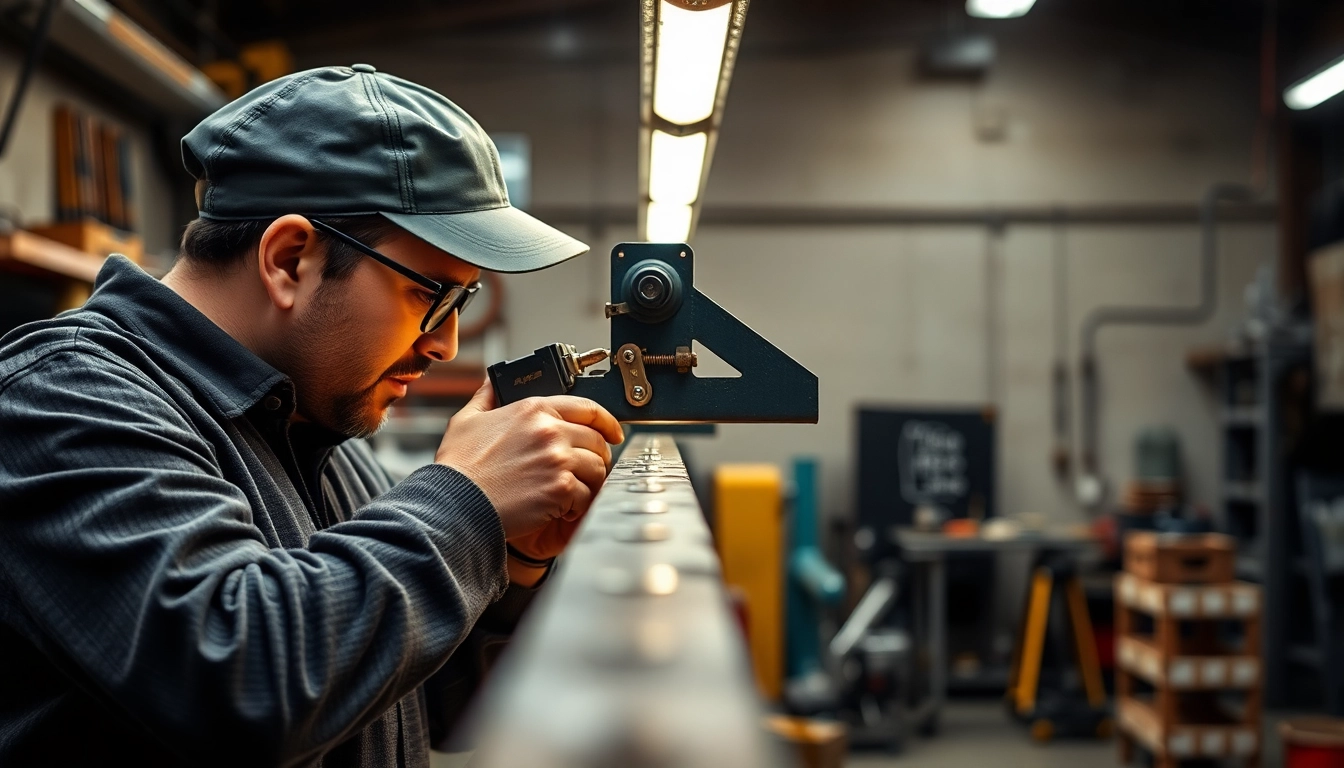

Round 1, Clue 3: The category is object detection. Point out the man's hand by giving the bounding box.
[434,380,623,541]
[504,517,583,587]
[509,517,581,562]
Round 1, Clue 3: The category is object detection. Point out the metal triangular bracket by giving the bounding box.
[570,243,818,424]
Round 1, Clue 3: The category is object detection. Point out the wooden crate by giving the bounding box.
[1124,532,1236,584]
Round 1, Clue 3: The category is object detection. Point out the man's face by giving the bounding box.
[276,230,482,437]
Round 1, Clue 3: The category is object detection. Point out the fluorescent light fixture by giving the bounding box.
[638,0,748,242]
[1284,54,1344,110]
[966,0,1036,19]
[646,202,693,243]
[653,1,732,125]
[648,130,708,205]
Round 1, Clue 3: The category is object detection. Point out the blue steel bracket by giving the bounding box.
[569,242,818,424]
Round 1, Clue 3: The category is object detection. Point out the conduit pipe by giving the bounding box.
[1075,182,1258,507]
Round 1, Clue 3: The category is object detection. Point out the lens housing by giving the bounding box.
[620,260,684,323]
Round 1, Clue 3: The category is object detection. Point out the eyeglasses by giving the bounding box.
[310,219,480,333]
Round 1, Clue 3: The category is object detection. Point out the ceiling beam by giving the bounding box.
[283,0,615,53]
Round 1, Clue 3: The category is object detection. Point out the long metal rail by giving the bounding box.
[463,434,784,767]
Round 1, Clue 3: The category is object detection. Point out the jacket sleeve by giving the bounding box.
[423,568,550,751]
[0,348,509,767]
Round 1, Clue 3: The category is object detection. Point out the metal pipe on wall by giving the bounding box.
[1074,183,1258,507]
[530,202,1277,229]
[1051,218,1072,478]
[986,225,1004,412]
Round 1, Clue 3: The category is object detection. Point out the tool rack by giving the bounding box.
[1115,534,1263,768]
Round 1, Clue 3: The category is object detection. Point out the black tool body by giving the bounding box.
[488,344,573,405]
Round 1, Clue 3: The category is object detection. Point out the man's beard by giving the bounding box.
[327,381,390,439]
[275,285,432,438]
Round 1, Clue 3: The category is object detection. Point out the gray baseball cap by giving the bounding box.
[181,64,587,273]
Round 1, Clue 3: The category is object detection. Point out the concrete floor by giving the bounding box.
[434,700,1300,767]
[847,700,1119,768]
[847,700,1296,768]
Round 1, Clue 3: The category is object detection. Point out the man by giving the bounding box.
[0,64,621,766]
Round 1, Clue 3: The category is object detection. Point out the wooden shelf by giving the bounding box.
[1185,345,1254,375]
[1118,695,1258,761]
[1115,573,1261,619]
[29,220,143,264]
[0,230,106,283]
[1117,635,1260,689]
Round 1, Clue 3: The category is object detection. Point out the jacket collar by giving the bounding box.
[83,256,290,419]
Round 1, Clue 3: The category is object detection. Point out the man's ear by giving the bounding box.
[257,215,324,311]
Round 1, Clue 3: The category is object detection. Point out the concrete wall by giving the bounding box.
[315,14,1273,532]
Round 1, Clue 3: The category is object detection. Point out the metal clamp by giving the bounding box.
[614,343,652,407]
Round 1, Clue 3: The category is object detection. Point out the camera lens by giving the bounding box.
[638,274,665,304]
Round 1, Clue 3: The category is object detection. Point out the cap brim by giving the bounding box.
[381,206,588,274]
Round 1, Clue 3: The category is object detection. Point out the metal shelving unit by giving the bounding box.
[1206,326,1312,708]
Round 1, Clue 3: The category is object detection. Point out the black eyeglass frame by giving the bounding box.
[310,218,480,333]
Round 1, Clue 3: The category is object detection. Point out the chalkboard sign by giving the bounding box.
[856,407,996,534]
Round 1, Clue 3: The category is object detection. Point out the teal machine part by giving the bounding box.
[786,458,846,679]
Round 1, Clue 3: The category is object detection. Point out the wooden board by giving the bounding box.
[1117,635,1260,689]
[1116,573,1261,619]
[1118,695,1258,760]
[30,220,142,264]
[0,230,105,283]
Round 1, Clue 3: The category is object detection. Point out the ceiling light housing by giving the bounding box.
[966,0,1037,20]
[638,0,749,243]
[1284,53,1344,111]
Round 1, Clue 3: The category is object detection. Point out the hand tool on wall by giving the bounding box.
[487,242,818,424]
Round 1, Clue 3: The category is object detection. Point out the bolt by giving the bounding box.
[642,350,697,368]
[619,500,669,515]
[622,348,636,364]
[615,522,671,543]
[629,478,665,494]
[632,385,646,401]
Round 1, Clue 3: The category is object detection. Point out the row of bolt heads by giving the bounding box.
[629,448,667,492]
[603,442,678,593]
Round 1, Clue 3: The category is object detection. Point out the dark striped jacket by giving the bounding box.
[0,256,531,767]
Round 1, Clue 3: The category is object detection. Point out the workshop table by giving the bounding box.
[894,527,1099,735]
